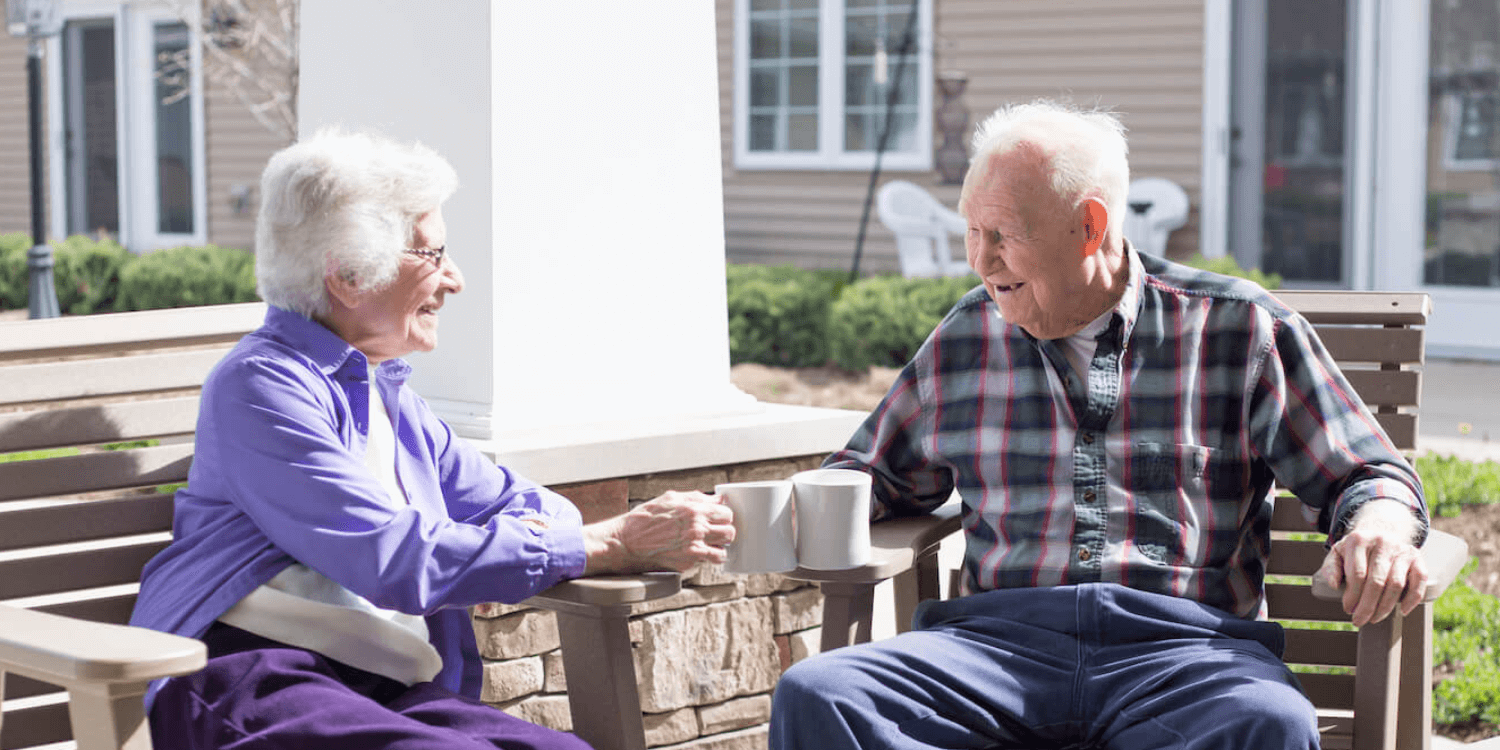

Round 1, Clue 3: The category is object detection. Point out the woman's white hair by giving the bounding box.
[255,128,458,318]
[960,99,1130,242]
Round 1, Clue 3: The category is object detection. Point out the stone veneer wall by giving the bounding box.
[471,454,829,749]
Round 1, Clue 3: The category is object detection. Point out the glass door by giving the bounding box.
[61,19,120,239]
[1230,0,1353,287]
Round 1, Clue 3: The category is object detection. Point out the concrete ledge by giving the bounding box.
[468,402,868,486]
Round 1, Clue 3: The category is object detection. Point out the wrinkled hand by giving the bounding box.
[583,491,736,575]
[1315,499,1427,627]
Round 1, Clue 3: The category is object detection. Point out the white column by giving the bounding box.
[298,1,761,441]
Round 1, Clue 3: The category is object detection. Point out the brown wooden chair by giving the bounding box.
[0,303,674,750]
[788,290,1470,750]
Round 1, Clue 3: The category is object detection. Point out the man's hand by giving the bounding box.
[1315,499,1427,627]
[582,491,736,575]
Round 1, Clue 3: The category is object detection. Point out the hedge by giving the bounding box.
[0,233,258,313]
[727,254,1277,371]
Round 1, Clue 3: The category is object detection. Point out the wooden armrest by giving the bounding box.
[1311,528,1471,603]
[0,604,205,687]
[786,502,963,584]
[524,572,681,612]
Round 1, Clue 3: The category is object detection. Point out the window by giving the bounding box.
[48,5,206,252]
[734,0,932,171]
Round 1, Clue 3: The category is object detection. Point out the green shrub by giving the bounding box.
[52,235,132,314]
[115,244,258,312]
[1434,561,1500,726]
[0,232,35,310]
[827,274,977,371]
[726,264,845,367]
[1417,454,1500,518]
[1182,253,1283,290]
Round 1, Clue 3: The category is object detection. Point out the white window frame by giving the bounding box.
[733,0,933,172]
[46,0,208,252]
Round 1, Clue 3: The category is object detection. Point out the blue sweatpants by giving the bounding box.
[770,583,1318,749]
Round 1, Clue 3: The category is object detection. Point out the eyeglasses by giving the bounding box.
[405,246,446,265]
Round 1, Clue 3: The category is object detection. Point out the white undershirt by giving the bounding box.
[218,365,441,685]
[1058,308,1114,384]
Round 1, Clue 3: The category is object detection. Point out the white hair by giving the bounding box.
[960,99,1130,242]
[255,128,459,318]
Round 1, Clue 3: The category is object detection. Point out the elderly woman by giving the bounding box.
[128,129,734,750]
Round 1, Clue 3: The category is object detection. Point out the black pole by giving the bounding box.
[849,0,921,284]
[26,36,58,319]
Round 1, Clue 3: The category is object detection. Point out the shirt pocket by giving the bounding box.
[1126,442,1217,563]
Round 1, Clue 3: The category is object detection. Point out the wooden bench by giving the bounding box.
[0,302,675,750]
[787,290,1470,750]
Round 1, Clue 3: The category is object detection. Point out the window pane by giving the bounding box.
[788,0,818,9]
[64,22,120,237]
[788,65,818,107]
[788,114,818,151]
[1259,0,1346,283]
[750,114,778,151]
[154,22,194,234]
[845,63,873,106]
[750,18,781,59]
[845,113,872,151]
[845,14,877,56]
[750,68,780,107]
[1425,0,1500,287]
[751,0,782,10]
[789,17,818,58]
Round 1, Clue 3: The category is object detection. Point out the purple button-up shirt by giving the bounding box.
[130,306,587,704]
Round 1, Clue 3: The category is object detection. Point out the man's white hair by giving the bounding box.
[960,100,1130,243]
[255,128,459,318]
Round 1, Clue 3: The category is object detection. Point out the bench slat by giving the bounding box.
[1315,327,1425,366]
[0,396,200,454]
[1298,671,1358,711]
[0,493,174,552]
[0,349,228,406]
[0,444,192,503]
[1273,290,1432,325]
[0,302,264,361]
[1266,582,1352,622]
[1341,370,1421,410]
[1267,539,1330,576]
[0,699,70,750]
[34,593,139,627]
[1374,413,1416,453]
[1283,628,1360,667]
[0,540,169,600]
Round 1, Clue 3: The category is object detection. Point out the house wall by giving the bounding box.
[0,24,285,252]
[717,0,1208,273]
[0,34,42,237]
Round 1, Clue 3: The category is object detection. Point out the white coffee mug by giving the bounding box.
[792,469,872,570]
[715,480,798,575]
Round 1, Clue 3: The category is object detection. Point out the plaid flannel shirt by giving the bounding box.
[825,249,1427,619]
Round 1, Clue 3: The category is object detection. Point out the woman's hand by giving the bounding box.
[582,491,736,574]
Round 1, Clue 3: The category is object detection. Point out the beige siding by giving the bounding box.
[203,73,292,252]
[718,0,1207,272]
[0,34,43,237]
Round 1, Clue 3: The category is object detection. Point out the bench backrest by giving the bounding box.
[0,303,266,750]
[1264,290,1431,750]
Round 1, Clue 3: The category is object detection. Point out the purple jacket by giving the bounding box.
[130,306,587,706]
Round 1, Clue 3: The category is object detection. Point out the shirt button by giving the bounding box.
[1082,432,1095,445]
[1083,489,1097,502]
[1078,548,1092,562]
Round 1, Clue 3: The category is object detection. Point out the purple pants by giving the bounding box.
[150,623,591,750]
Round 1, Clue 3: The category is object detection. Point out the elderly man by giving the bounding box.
[769,100,1427,750]
[131,129,734,750]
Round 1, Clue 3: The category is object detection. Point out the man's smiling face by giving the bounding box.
[962,147,1101,340]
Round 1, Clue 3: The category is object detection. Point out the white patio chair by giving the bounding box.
[875,180,972,278]
[1122,177,1190,256]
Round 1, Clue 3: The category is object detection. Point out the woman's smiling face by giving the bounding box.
[334,209,465,362]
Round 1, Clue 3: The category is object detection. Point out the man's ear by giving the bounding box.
[1080,198,1109,257]
[324,270,364,310]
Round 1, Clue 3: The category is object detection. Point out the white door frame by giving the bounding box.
[46,0,207,252]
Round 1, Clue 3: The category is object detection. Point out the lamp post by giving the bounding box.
[6,0,60,318]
